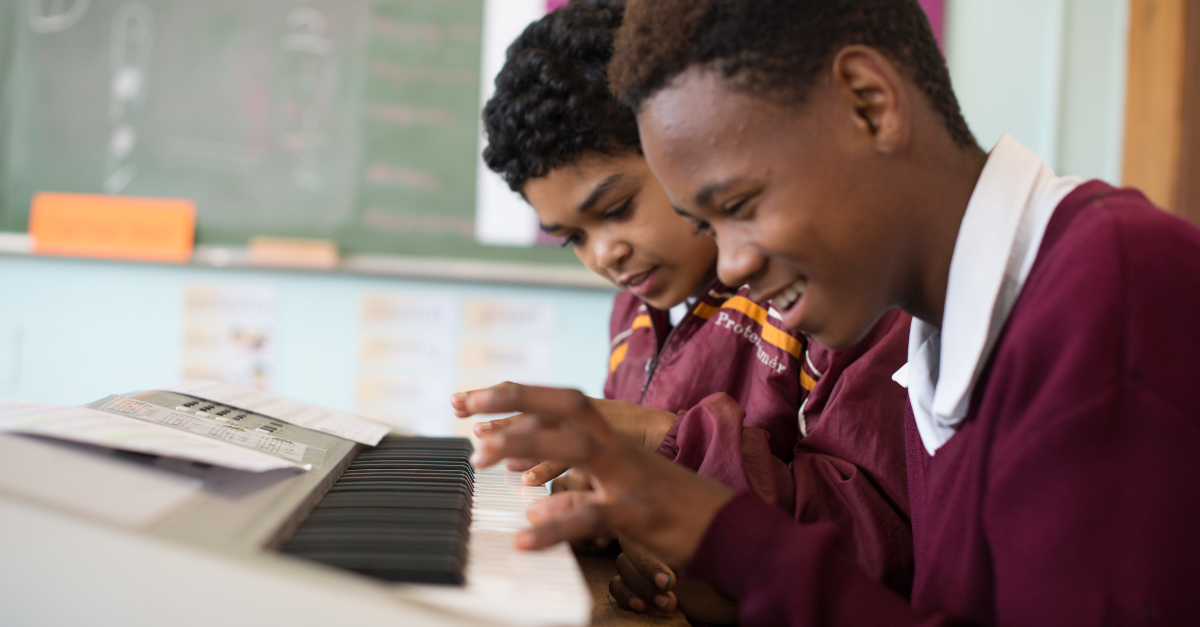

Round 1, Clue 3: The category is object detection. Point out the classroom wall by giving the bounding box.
[0,0,1132,429]
[0,254,614,436]
[946,0,1130,183]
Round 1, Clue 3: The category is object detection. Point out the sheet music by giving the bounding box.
[94,395,314,465]
[0,401,308,473]
[163,378,389,445]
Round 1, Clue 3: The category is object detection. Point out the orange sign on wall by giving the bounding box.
[29,192,196,263]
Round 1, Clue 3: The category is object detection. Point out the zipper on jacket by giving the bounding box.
[641,357,657,395]
[638,295,704,402]
[639,314,685,400]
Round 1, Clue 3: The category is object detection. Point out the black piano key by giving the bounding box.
[301,509,469,525]
[300,553,465,585]
[316,492,470,508]
[279,434,475,585]
[294,528,468,543]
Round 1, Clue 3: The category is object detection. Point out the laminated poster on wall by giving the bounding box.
[357,292,458,435]
[355,292,560,437]
[181,285,279,391]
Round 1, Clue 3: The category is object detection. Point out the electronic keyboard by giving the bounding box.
[0,389,591,627]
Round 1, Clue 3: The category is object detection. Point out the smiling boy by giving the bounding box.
[460,0,916,619]
[461,0,1200,624]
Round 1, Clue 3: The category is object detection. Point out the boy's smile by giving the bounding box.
[523,153,718,310]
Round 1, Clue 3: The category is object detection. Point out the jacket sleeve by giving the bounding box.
[684,493,953,627]
[661,390,915,596]
[658,394,795,512]
[658,311,914,595]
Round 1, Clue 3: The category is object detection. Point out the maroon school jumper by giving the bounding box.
[684,181,1200,625]
[606,280,915,593]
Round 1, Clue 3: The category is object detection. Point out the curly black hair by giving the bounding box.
[481,0,637,193]
[610,0,977,149]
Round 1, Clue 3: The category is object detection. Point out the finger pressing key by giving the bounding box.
[516,492,611,550]
[472,413,597,468]
[524,460,570,485]
[473,415,520,435]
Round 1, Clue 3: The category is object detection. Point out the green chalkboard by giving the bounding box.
[0,0,577,266]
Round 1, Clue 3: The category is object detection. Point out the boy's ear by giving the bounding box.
[831,45,910,155]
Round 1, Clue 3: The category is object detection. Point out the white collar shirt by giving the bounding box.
[892,134,1085,455]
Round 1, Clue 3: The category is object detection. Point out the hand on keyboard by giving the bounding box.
[455,382,734,569]
[452,385,678,487]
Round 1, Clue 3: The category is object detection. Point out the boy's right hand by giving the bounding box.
[461,383,736,569]
[452,383,679,486]
[473,414,571,486]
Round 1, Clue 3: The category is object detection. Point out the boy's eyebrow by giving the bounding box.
[539,173,626,233]
[695,178,740,207]
[577,174,623,214]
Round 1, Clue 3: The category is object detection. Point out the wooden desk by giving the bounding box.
[576,552,691,627]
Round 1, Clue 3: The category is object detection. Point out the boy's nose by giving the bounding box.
[716,239,764,290]
[594,235,632,271]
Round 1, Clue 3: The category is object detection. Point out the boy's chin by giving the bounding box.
[637,290,687,312]
[807,310,888,350]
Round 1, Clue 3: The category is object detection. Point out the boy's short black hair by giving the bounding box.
[609,0,977,149]
[482,0,638,193]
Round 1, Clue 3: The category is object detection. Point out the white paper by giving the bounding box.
[164,378,389,446]
[95,396,312,464]
[0,434,204,530]
[0,402,307,473]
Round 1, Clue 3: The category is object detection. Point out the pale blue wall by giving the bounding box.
[0,254,613,417]
[946,0,1129,182]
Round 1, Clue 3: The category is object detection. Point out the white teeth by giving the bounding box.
[771,279,808,311]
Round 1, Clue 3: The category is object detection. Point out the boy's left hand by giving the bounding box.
[610,538,678,613]
[612,538,740,622]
